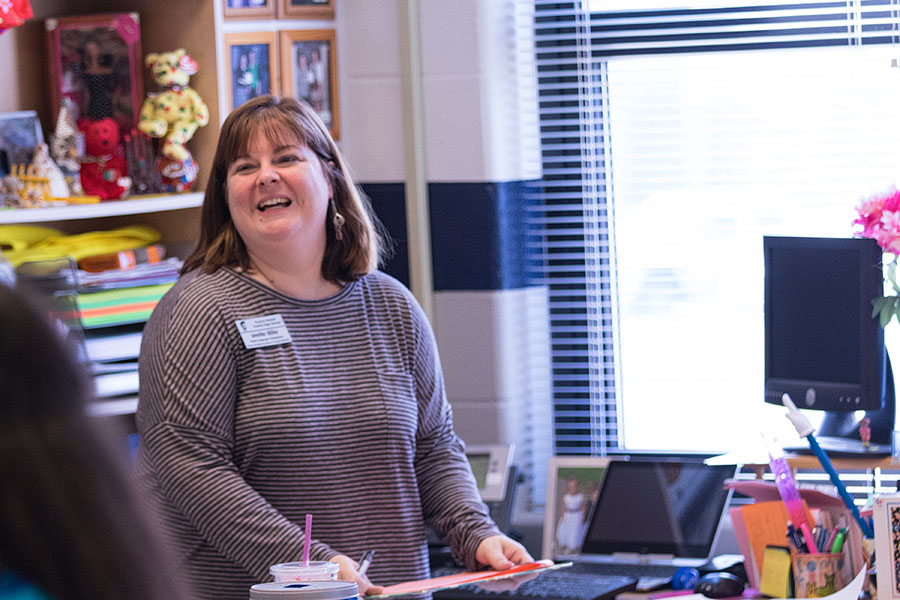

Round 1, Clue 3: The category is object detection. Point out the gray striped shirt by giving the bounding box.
[135,269,498,600]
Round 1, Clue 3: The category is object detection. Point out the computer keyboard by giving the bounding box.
[431,568,636,600]
[569,562,679,580]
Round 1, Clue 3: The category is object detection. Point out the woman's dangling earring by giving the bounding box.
[331,199,345,241]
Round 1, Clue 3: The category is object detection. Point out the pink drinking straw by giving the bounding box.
[303,514,312,566]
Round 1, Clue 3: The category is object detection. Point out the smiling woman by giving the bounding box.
[134,95,534,600]
[225,131,335,298]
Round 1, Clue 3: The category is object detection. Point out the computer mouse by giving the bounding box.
[695,572,745,598]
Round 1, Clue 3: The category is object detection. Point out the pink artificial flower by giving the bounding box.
[855,187,900,252]
[878,210,900,254]
[855,199,885,238]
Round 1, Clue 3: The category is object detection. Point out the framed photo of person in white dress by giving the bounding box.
[541,456,610,560]
[279,29,339,139]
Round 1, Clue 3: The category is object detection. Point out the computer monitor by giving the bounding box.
[763,236,894,453]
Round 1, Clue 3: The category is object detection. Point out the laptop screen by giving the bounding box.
[580,460,735,559]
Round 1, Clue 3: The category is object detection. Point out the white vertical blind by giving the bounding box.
[529,0,900,456]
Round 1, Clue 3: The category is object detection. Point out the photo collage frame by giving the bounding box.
[222,0,337,138]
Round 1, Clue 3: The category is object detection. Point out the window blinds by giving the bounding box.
[528,0,900,455]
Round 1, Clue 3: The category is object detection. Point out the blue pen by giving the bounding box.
[786,521,806,552]
[782,394,875,539]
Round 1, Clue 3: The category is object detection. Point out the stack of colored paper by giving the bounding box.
[76,283,173,328]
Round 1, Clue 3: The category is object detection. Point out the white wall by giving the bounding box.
[339,0,550,507]
[339,0,540,183]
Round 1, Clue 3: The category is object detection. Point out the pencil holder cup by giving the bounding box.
[792,552,845,598]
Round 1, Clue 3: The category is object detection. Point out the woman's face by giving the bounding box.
[567,479,578,494]
[226,127,333,259]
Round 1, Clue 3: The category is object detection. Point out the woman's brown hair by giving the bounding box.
[181,95,387,281]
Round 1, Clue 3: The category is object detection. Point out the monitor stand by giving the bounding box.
[784,353,895,458]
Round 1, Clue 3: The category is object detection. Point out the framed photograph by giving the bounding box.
[45,13,144,135]
[279,29,339,139]
[223,0,276,20]
[0,111,45,177]
[224,32,278,113]
[541,456,610,560]
[874,494,900,600]
[278,0,334,20]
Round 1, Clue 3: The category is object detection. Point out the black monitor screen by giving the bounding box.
[581,461,734,558]
[764,236,884,412]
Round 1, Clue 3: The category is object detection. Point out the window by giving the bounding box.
[529,0,900,455]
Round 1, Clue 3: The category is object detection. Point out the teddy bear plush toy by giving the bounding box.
[139,48,209,191]
[79,117,131,200]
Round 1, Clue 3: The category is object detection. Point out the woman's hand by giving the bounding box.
[329,554,383,596]
[475,534,533,571]
[474,535,538,593]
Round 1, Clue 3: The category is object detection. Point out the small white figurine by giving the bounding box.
[32,143,69,198]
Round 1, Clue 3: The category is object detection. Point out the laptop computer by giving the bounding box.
[569,458,737,575]
[433,458,737,600]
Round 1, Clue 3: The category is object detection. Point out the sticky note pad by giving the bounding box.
[759,545,792,598]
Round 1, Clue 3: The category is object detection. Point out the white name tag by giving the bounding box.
[235,314,292,349]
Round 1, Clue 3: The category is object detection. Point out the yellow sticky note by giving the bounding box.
[760,545,792,598]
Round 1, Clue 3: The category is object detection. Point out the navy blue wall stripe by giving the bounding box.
[429,181,531,291]
[360,180,534,291]
[360,182,409,287]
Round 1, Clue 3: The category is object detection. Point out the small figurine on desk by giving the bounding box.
[51,97,85,196]
[859,417,871,448]
[32,143,69,199]
[0,175,26,208]
[1,164,51,208]
[79,117,131,200]
[138,48,209,192]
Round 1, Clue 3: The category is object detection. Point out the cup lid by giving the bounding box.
[250,580,358,599]
[269,561,341,576]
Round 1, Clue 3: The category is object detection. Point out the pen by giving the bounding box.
[357,550,375,576]
[824,526,840,553]
[786,521,806,553]
[799,522,818,555]
[831,530,845,554]
[781,394,875,538]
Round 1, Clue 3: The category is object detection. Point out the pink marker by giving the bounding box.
[799,521,818,554]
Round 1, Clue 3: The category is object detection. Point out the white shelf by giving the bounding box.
[0,192,204,224]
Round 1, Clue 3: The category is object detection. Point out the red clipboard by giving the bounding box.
[366,560,573,598]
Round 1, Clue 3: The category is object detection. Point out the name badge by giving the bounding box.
[235,314,292,349]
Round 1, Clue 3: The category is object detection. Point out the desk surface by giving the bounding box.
[708,451,900,475]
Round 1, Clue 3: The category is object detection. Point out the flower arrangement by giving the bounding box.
[854,187,899,327]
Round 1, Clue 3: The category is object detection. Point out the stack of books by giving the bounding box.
[74,246,181,400]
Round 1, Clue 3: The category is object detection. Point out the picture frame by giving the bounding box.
[224,32,279,113]
[45,13,144,135]
[541,456,611,560]
[874,494,900,600]
[223,0,276,21]
[0,111,45,177]
[277,0,334,20]
[279,29,339,139]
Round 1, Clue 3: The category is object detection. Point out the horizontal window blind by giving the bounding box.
[528,0,900,456]
[529,1,622,455]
